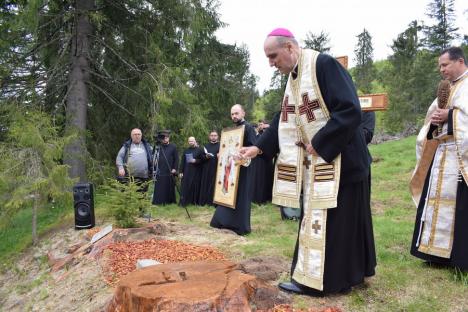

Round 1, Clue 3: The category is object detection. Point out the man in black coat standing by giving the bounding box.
[152,131,178,205]
[199,130,220,206]
[179,136,203,206]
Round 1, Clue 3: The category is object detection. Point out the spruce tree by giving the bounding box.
[304,31,331,53]
[354,28,375,94]
[0,105,74,245]
[424,0,459,52]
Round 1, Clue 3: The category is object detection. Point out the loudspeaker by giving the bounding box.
[73,182,95,230]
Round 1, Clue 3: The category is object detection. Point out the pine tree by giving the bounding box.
[381,21,439,133]
[424,0,459,52]
[0,104,74,245]
[304,31,331,53]
[353,28,375,94]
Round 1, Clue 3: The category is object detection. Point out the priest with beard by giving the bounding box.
[179,136,203,206]
[199,130,220,206]
[210,104,257,235]
[151,131,179,205]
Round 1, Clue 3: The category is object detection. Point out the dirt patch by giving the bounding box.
[240,256,290,281]
[0,225,112,312]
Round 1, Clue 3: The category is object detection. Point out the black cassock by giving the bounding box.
[179,146,203,206]
[152,143,178,205]
[251,131,274,204]
[199,142,220,206]
[410,123,468,270]
[256,53,376,293]
[210,121,257,235]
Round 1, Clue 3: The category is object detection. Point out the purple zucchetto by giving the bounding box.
[267,28,295,38]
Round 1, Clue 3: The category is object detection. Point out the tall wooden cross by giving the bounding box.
[335,56,388,112]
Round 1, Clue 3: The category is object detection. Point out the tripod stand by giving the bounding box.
[152,142,192,221]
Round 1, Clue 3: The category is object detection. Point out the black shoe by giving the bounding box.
[278,282,324,297]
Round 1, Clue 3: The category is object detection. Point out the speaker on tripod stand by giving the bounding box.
[73,182,95,230]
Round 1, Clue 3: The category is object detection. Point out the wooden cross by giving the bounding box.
[299,93,321,122]
[281,95,295,122]
[335,55,388,112]
[303,157,311,169]
[312,220,321,234]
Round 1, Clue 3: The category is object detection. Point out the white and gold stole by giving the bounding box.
[273,49,341,290]
[411,74,468,258]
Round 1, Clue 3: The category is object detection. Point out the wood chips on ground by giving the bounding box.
[101,238,226,284]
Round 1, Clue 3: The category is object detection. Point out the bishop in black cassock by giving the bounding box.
[199,131,220,206]
[179,136,203,206]
[152,134,179,205]
[241,28,376,295]
[210,105,257,235]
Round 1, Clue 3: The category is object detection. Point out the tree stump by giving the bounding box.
[105,260,280,312]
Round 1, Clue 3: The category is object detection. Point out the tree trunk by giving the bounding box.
[63,0,95,182]
[32,193,39,246]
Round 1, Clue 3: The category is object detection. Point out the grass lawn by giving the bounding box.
[1,136,467,311]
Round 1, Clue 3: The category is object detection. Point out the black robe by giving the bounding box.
[410,121,468,270]
[210,121,257,235]
[256,53,376,293]
[199,142,220,206]
[152,143,178,205]
[362,111,375,192]
[179,146,203,206]
[361,111,376,145]
[251,131,274,204]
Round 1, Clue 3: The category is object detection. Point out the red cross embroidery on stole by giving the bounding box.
[281,96,295,122]
[299,93,320,122]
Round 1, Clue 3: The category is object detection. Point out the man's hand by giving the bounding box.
[179,173,183,178]
[239,146,260,159]
[171,169,176,174]
[305,143,318,156]
[430,108,449,125]
[118,168,126,177]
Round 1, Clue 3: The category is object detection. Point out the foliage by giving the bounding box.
[424,0,459,53]
[379,21,439,133]
[0,103,75,244]
[303,30,331,53]
[252,89,283,122]
[353,28,375,94]
[0,0,258,181]
[100,178,151,228]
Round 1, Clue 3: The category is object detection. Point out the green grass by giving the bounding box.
[1,135,467,311]
[0,202,73,266]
